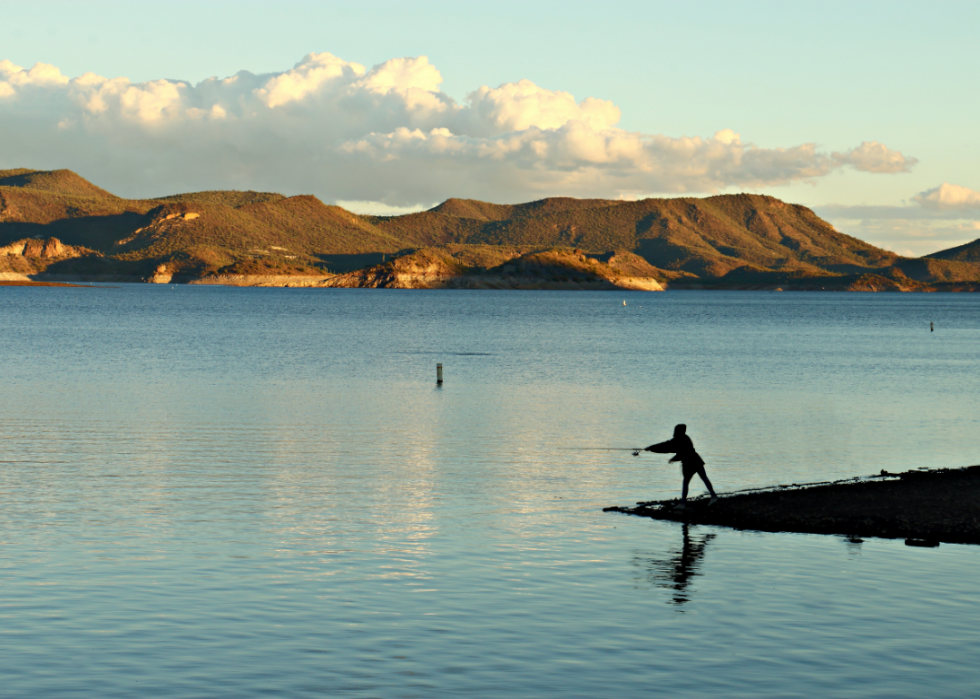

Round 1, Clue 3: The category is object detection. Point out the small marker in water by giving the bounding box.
[930,322,934,332]
[437,363,443,385]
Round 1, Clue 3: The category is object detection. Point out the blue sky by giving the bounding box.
[2,0,978,255]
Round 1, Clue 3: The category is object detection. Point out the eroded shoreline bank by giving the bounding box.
[605,466,980,546]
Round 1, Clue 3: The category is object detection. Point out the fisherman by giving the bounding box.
[645,424,719,509]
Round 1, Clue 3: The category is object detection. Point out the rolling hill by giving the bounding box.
[368,194,903,278]
[925,238,980,264]
[2,168,979,289]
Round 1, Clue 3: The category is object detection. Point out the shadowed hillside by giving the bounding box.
[321,246,665,291]
[372,194,904,279]
[926,238,980,263]
[2,168,979,288]
[0,169,404,280]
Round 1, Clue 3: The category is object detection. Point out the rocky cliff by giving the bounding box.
[321,246,665,291]
[0,237,94,280]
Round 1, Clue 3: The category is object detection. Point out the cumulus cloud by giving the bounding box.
[817,183,980,257]
[0,53,919,205]
[455,79,621,136]
[0,59,68,87]
[819,183,980,222]
[913,183,980,210]
[813,213,980,258]
[831,141,917,174]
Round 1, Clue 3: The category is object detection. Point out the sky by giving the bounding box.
[1,0,978,256]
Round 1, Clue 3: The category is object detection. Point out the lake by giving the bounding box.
[1,286,978,697]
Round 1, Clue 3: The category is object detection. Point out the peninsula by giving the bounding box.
[605,466,980,546]
[2,168,979,290]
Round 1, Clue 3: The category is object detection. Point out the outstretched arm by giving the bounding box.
[644,439,675,454]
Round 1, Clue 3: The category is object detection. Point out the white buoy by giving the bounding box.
[622,300,626,306]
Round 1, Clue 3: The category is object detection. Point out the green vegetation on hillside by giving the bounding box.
[2,168,978,287]
[925,238,980,263]
[323,245,669,290]
[0,168,118,198]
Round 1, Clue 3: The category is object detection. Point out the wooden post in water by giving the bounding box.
[437,363,443,385]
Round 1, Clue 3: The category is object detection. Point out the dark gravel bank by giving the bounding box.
[605,466,980,546]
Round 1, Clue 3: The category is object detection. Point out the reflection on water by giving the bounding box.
[634,523,716,608]
[2,287,980,698]
[845,536,864,556]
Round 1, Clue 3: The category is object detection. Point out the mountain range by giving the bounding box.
[2,168,978,290]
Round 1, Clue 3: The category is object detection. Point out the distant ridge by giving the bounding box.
[926,238,980,263]
[1,168,979,289]
[429,197,622,221]
[371,192,901,279]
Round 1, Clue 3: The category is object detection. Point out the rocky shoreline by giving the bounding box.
[0,279,94,287]
[2,231,978,291]
[2,235,977,291]
[605,466,980,546]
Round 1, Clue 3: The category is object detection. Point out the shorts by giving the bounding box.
[682,462,707,479]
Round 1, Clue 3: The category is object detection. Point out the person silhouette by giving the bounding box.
[637,524,716,606]
[645,424,718,509]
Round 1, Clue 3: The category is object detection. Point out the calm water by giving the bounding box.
[1,286,978,697]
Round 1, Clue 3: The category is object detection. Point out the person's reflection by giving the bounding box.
[635,524,715,607]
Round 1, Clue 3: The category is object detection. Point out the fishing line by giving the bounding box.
[558,447,645,456]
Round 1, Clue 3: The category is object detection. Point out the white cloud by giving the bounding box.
[0,53,919,205]
[817,182,980,222]
[335,200,430,216]
[832,141,917,174]
[913,183,980,210]
[816,213,977,256]
[0,60,68,87]
[255,52,366,108]
[816,183,980,257]
[455,79,621,137]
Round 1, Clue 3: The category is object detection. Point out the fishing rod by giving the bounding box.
[559,447,646,456]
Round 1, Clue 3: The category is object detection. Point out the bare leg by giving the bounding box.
[699,470,717,498]
[681,472,694,503]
